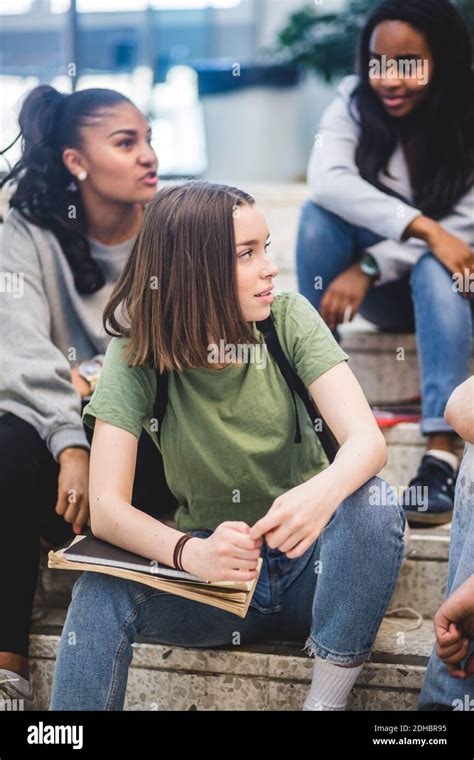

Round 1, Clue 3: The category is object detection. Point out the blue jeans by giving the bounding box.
[296,201,474,435]
[49,475,406,710]
[418,443,474,710]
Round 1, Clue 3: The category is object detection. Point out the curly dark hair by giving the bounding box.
[352,0,474,218]
[1,85,132,294]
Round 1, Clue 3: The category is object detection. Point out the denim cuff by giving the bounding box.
[420,417,457,436]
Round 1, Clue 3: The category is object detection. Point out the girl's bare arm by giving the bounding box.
[88,418,199,569]
[306,361,388,503]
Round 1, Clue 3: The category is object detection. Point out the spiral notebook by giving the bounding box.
[48,533,262,619]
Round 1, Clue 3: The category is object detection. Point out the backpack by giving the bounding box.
[152,316,339,463]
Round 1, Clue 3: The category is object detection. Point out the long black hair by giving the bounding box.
[1,85,132,294]
[352,0,474,218]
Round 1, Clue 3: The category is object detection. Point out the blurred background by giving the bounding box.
[1,0,473,183]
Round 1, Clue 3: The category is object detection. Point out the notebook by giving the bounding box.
[48,533,263,619]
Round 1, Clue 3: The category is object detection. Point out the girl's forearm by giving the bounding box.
[308,429,387,505]
[91,497,198,570]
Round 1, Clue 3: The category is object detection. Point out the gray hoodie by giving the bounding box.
[0,207,134,461]
[307,75,474,284]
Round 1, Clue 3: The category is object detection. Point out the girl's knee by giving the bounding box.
[410,251,453,292]
[339,476,405,535]
[299,200,341,230]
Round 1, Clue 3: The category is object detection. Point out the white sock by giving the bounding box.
[0,669,34,699]
[425,449,459,471]
[303,655,364,711]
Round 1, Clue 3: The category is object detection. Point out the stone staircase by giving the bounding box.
[27,183,471,710]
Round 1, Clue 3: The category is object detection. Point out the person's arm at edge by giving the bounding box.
[0,214,90,462]
[444,377,474,444]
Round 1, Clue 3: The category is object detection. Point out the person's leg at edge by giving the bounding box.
[0,413,74,693]
[410,252,473,459]
[0,412,175,697]
[417,444,474,710]
[400,253,474,521]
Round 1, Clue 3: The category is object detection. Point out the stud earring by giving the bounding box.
[77,169,88,181]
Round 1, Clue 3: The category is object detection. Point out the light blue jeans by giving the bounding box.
[49,475,406,711]
[418,443,474,710]
[296,201,474,435]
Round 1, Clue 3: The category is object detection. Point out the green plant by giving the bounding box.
[272,0,474,82]
[457,0,474,33]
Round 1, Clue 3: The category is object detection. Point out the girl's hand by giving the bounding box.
[248,479,339,558]
[320,263,373,330]
[185,521,263,582]
[428,228,474,299]
[55,448,91,534]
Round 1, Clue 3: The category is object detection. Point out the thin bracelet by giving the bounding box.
[173,533,193,571]
[176,534,193,572]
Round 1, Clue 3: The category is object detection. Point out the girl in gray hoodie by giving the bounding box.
[0,83,173,709]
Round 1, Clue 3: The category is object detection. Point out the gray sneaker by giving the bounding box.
[0,670,38,711]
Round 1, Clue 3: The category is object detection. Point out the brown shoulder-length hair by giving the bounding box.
[103,180,263,372]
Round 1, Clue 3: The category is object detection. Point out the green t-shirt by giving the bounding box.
[82,292,349,532]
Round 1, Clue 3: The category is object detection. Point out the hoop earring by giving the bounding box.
[77,169,88,181]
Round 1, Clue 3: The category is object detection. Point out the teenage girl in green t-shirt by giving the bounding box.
[50,181,407,712]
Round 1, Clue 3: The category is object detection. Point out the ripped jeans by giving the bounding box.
[49,475,406,710]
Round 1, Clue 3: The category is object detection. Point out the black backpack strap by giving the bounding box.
[153,369,169,446]
[257,318,303,444]
[256,316,338,463]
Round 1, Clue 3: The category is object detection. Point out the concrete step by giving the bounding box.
[389,528,450,620]
[340,324,474,405]
[341,324,420,404]
[29,608,434,711]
